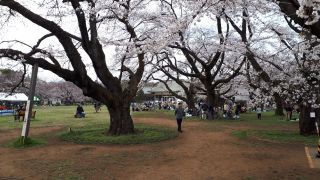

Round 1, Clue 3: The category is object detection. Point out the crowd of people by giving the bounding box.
[72,99,300,123]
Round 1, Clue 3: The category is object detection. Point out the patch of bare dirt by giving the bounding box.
[0,118,319,180]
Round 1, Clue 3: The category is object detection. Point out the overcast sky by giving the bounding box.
[0,6,118,82]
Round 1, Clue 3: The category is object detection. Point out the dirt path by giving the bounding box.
[0,118,319,180]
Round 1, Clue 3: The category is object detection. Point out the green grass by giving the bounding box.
[0,105,109,129]
[0,106,309,145]
[131,109,174,119]
[0,106,179,145]
[199,111,300,128]
[59,124,178,144]
[0,106,296,130]
[232,130,248,139]
[251,130,318,145]
[8,137,46,148]
[232,130,318,145]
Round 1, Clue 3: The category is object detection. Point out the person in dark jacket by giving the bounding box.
[175,102,185,133]
[235,103,242,119]
[285,102,293,121]
[75,104,85,118]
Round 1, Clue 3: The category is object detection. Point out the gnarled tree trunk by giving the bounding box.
[206,91,216,120]
[299,104,316,135]
[274,93,284,116]
[108,103,134,135]
[0,0,147,137]
[186,98,197,116]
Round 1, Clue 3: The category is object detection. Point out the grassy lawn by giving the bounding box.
[7,137,47,148]
[0,106,179,146]
[202,110,300,127]
[232,130,318,145]
[0,106,316,145]
[60,124,178,145]
[132,109,175,119]
[0,106,175,130]
[0,105,109,130]
[0,106,297,130]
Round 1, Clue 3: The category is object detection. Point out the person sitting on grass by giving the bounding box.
[75,104,85,118]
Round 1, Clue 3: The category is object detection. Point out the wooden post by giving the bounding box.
[21,64,38,143]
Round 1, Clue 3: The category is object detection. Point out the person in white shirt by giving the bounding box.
[256,106,262,120]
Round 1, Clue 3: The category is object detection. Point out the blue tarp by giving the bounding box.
[0,110,15,116]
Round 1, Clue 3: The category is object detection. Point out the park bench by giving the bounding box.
[14,110,36,121]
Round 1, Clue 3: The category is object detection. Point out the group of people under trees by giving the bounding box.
[196,100,246,120]
[249,100,300,121]
[71,97,300,134]
[173,98,248,121]
[283,101,299,121]
[174,99,246,133]
[174,99,300,132]
[222,101,243,119]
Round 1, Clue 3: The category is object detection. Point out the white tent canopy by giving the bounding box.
[0,93,28,101]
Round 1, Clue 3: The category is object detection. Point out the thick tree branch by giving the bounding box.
[214,57,246,86]
[157,52,198,78]
[9,63,27,94]
[70,0,90,51]
[276,0,320,39]
[0,0,88,79]
[0,48,114,102]
[152,76,187,102]
[158,67,189,94]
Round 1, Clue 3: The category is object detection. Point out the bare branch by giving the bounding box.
[214,57,246,86]
[9,63,27,94]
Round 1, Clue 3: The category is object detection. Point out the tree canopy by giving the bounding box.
[0,0,319,135]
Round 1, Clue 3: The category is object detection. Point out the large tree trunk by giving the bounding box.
[206,91,216,120]
[186,99,195,110]
[108,103,134,135]
[299,104,316,135]
[186,95,197,116]
[274,93,284,116]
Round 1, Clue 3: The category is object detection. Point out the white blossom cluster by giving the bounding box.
[269,35,320,108]
[296,0,320,25]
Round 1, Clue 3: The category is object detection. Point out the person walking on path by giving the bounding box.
[256,106,262,120]
[175,102,185,133]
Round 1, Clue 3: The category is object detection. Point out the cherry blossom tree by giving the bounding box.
[269,27,320,135]
[152,54,198,113]
[276,0,320,38]
[221,2,290,115]
[0,68,27,93]
[0,0,166,135]
[155,0,246,119]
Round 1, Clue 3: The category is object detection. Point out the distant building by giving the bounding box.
[142,81,185,102]
[234,88,250,102]
[141,80,250,104]
[43,98,62,106]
